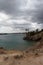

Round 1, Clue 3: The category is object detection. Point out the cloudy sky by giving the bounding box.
[0,0,43,33]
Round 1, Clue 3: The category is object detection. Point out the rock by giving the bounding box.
[35,52,39,56]
[14,55,23,59]
[0,47,4,49]
[4,56,8,61]
[23,31,43,41]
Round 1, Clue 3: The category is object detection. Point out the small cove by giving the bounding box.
[0,34,35,50]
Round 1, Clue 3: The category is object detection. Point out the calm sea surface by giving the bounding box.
[0,34,35,50]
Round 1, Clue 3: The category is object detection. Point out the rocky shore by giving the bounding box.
[0,38,43,65]
[0,42,43,65]
[0,30,43,65]
[23,29,43,41]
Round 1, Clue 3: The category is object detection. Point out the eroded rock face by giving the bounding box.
[23,31,43,41]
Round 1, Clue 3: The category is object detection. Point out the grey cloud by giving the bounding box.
[0,0,43,22]
[31,4,43,24]
[24,1,43,24]
[0,0,43,32]
[0,0,27,17]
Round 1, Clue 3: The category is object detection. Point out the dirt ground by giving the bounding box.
[0,51,43,65]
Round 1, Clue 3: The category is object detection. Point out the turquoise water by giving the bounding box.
[0,34,35,50]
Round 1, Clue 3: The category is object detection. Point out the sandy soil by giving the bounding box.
[0,50,43,65]
[0,41,43,65]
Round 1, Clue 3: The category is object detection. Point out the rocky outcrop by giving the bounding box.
[23,31,43,41]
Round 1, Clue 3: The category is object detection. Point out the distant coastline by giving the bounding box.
[0,33,8,35]
[0,33,26,35]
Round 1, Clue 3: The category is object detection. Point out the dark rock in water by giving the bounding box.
[23,37,26,40]
[23,37,29,40]
[0,47,4,49]
[0,47,6,50]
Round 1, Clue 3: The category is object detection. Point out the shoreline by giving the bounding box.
[0,41,43,65]
[0,30,43,65]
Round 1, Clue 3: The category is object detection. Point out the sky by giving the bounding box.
[0,0,43,33]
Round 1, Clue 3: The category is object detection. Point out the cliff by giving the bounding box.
[23,29,43,41]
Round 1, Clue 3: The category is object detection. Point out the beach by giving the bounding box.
[0,30,43,65]
[0,49,43,65]
[0,40,43,65]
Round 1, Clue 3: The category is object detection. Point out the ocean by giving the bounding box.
[0,34,35,50]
